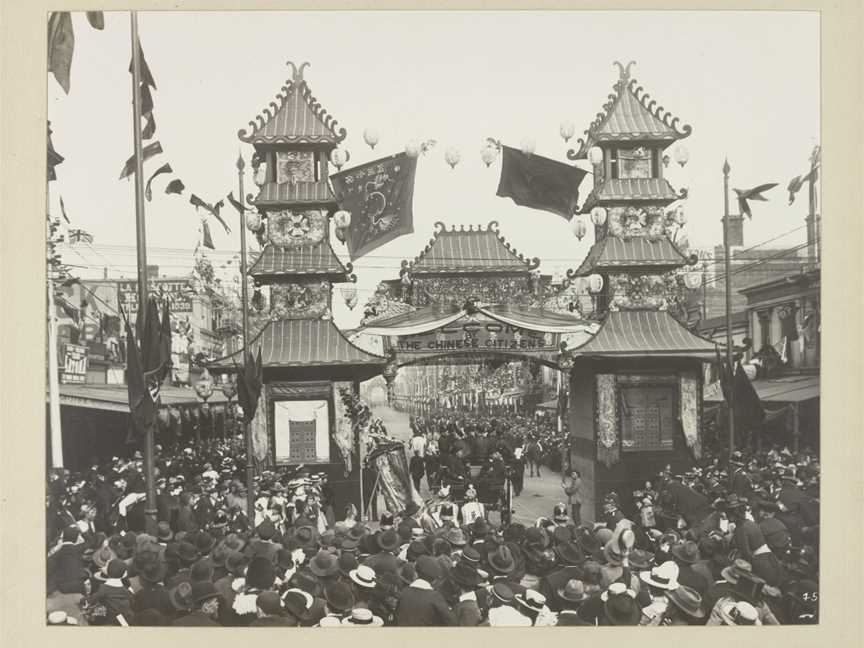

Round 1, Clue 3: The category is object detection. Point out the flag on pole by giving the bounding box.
[59,195,71,224]
[190,195,231,233]
[165,178,185,195]
[235,348,264,423]
[202,220,215,249]
[144,163,172,201]
[496,145,587,219]
[119,141,163,179]
[733,362,765,432]
[227,191,248,214]
[86,11,105,30]
[330,152,418,260]
[125,318,158,439]
[48,12,75,94]
[732,183,778,219]
[135,297,171,406]
[47,121,64,181]
[68,228,94,244]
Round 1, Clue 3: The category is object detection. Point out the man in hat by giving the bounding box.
[451,562,483,626]
[562,471,584,525]
[47,526,88,595]
[703,558,779,625]
[250,591,296,626]
[482,582,531,626]
[171,581,221,626]
[322,581,355,623]
[539,540,585,612]
[410,449,426,493]
[670,540,710,595]
[555,579,594,625]
[85,558,133,624]
[664,585,707,625]
[362,529,401,575]
[396,555,455,626]
[460,485,485,526]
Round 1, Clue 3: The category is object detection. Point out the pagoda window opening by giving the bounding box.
[273,399,332,464]
[613,146,656,180]
[275,150,317,184]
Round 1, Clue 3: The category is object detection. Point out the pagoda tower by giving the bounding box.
[214,62,385,508]
[563,62,717,519]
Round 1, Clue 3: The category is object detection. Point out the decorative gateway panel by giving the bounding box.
[268,209,327,248]
[411,275,535,307]
[270,281,331,320]
[332,382,354,477]
[596,374,619,466]
[679,373,701,458]
[606,205,673,240]
[250,386,271,467]
[609,273,675,311]
[276,150,316,184]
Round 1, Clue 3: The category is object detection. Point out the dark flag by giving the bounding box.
[330,152,418,260]
[190,195,231,233]
[125,319,158,439]
[227,190,247,214]
[119,141,163,179]
[47,122,64,182]
[128,39,157,90]
[86,11,105,30]
[496,145,587,219]
[235,348,263,423]
[202,220,215,249]
[135,297,171,406]
[144,162,172,201]
[59,195,71,224]
[48,12,75,94]
[733,183,778,219]
[715,346,733,403]
[68,228,94,244]
[142,112,156,141]
[733,362,765,433]
[165,178,185,195]
[786,175,806,206]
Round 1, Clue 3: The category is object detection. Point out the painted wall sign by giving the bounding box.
[118,280,194,313]
[60,343,88,384]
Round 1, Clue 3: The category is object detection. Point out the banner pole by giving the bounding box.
[130,11,157,536]
[722,159,736,455]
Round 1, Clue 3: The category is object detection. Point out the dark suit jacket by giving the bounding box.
[250,615,298,626]
[397,585,456,626]
[453,599,482,626]
[539,565,583,612]
[172,610,219,626]
[48,543,88,594]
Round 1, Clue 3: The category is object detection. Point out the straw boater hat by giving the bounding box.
[515,590,547,615]
[349,565,378,589]
[342,608,384,626]
[719,601,762,625]
[639,561,680,591]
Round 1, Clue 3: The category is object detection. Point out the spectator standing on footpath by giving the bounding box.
[562,471,583,525]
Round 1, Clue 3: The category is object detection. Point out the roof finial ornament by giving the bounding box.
[613,60,636,81]
[286,60,311,83]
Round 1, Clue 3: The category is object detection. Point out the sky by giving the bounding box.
[49,10,820,328]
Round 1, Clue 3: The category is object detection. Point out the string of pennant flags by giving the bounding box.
[49,11,817,261]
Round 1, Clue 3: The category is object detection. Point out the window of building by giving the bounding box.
[619,385,676,451]
[273,399,331,464]
[757,310,772,348]
[615,146,654,179]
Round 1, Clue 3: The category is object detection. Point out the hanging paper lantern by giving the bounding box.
[341,285,357,307]
[590,206,608,227]
[246,211,262,233]
[520,138,536,156]
[363,128,379,149]
[674,144,690,167]
[674,205,687,226]
[588,146,604,166]
[251,287,264,311]
[405,140,421,158]
[559,120,576,142]
[684,270,703,290]
[571,217,587,240]
[444,147,461,169]
[329,147,350,170]
[480,145,498,168]
[333,210,352,229]
[587,273,604,294]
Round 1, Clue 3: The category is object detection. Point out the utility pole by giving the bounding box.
[130,11,157,535]
[722,159,735,454]
[47,210,64,468]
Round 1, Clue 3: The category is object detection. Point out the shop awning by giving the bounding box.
[704,375,820,404]
[571,310,718,359]
[51,384,229,413]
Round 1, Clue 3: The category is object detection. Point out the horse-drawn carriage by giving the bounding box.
[436,461,515,526]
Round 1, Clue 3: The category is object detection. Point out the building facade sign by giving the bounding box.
[118,280,194,314]
[392,314,558,354]
[60,343,89,384]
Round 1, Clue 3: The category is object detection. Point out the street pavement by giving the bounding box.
[372,405,565,526]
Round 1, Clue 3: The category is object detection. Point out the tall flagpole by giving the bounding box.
[47,184,64,469]
[237,153,255,523]
[722,159,735,454]
[130,11,157,535]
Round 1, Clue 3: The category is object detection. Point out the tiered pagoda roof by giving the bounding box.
[569,234,691,276]
[248,239,352,281]
[209,319,385,379]
[579,178,680,212]
[407,221,540,275]
[570,310,716,360]
[568,61,691,160]
[253,180,335,207]
[238,61,347,146]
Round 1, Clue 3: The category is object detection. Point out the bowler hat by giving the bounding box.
[555,541,585,566]
[557,579,589,604]
[309,550,339,578]
[324,582,355,613]
[106,558,127,579]
[671,540,701,564]
[376,529,400,552]
[178,541,200,565]
[156,522,173,542]
[451,562,481,589]
[666,585,705,619]
[488,546,516,574]
[403,502,420,517]
[225,550,249,576]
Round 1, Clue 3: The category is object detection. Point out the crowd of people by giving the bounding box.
[45,422,819,627]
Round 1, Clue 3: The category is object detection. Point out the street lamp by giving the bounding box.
[571,217,587,241]
[330,147,350,170]
[559,120,576,143]
[590,206,608,227]
[674,145,690,167]
[520,138,536,156]
[405,140,421,158]
[480,145,498,168]
[588,146,604,167]
[444,147,461,169]
[363,128,379,150]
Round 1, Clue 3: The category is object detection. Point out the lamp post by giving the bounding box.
[237,153,255,523]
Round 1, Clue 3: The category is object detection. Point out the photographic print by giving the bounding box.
[44,10,820,628]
